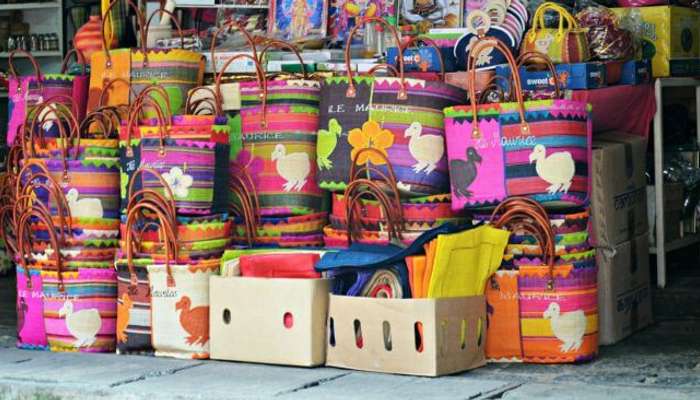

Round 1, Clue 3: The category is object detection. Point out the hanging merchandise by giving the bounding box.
[6,50,44,146]
[317,17,466,197]
[520,2,590,64]
[444,38,591,211]
[233,40,328,217]
[485,197,598,363]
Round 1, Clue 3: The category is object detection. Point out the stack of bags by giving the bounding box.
[115,84,230,359]
[223,38,330,248]
[12,98,121,353]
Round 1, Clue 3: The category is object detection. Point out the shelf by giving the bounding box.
[175,3,268,9]
[0,92,7,99]
[0,50,62,58]
[0,2,61,11]
[658,77,700,88]
[650,233,700,254]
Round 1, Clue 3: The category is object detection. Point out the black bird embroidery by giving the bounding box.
[17,297,27,341]
[450,147,482,198]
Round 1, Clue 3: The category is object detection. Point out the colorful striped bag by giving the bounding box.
[42,49,90,124]
[130,8,205,115]
[232,44,328,217]
[116,199,178,355]
[15,207,54,350]
[42,266,117,353]
[7,50,44,146]
[444,38,591,211]
[316,17,466,197]
[485,197,598,363]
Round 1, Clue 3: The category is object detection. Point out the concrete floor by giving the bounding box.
[0,274,699,400]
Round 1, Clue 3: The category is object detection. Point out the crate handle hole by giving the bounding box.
[329,317,336,347]
[383,321,392,351]
[223,308,231,325]
[283,312,293,329]
[477,317,483,347]
[414,321,424,353]
[354,319,363,349]
[460,319,467,350]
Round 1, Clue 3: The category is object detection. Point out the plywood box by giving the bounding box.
[326,295,486,377]
[209,276,331,367]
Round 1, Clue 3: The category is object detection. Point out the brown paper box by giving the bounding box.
[591,132,649,248]
[209,276,331,367]
[326,295,486,377]
[597,232,653,345]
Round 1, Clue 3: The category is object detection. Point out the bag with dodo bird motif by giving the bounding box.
[485,198,598,363]
[444,38,591,212]
[316,17,466,197]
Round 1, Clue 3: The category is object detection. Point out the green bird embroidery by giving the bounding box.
[317,118,342,170]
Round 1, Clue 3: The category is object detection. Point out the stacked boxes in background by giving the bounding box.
[591,132,653,345]
[613,6,700,77]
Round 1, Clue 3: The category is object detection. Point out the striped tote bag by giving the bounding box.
[485,197,598,363]
[42,268,118,353]
[316,17,466,197]
[235,62,327,216]
[444,38,591,211]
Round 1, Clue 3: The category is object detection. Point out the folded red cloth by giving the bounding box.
[239,253,322,278]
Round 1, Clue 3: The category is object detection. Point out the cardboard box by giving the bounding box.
[597,232,653,345]
[326,295,486,376]
[494,62,606,91]
[647,183,684,244]
[613,6,700,77]
[591,133,649,248]
[387,46,458,73]
[620,59,652,85]
[209,276,331,367]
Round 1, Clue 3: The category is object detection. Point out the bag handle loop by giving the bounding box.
[103,0,147,68]
[17,205,65,291]
[364,64,399,77]
[210,19,258,76]
[516,51,562,99]
[345,16,406,100]
[490,197,556,290]
[258,39,309,79]
[125,201,178,288]
[467,37,529,138]
[215,53,268,129]
[145,8,185,50]
[8,49,43,85]
[60,48,87,75]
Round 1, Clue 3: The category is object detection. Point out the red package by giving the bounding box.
[239,253,321,279]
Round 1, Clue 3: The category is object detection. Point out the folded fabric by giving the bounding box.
[325,266,408,298]
[427,225,511,298]
[239,253,321,279]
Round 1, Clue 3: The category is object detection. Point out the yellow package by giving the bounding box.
[427,225,510,298]
[613,6,700,77]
